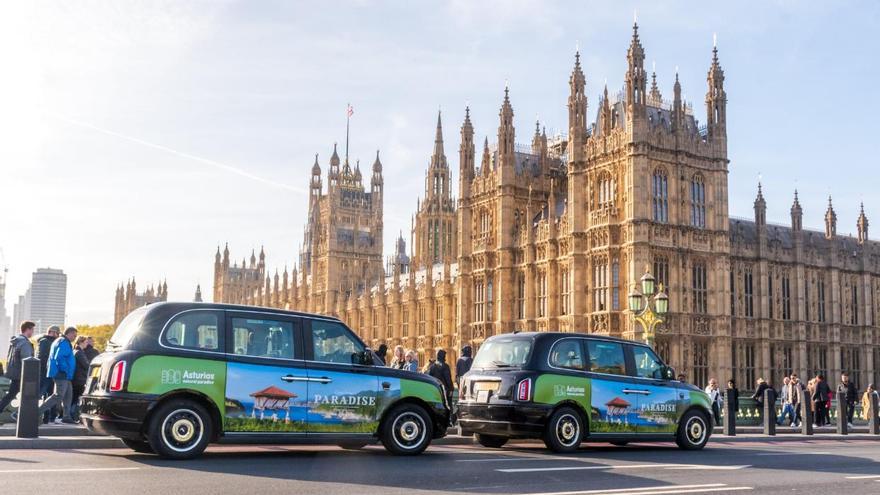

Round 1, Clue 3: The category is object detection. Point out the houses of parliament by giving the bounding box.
[210,24,880,391]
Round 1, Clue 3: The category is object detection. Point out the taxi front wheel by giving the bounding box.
[380,403,433,455]
[147,399,212,460]
[676,409,710,450]
[543,406,584,453]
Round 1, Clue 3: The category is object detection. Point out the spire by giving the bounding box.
[194,284,203,303]
[250,249,257,267]
[481,136,491,177]
[568,49,588,156]
[825,196,837,239]
[858,202,869,244]
[754,182,766,226]
[432,110,445,164]
[311,153,321,176]
[372,150,382,173]
[459,106,475,196]
[672,69,684,130]
[791,190,803,232]
[626,20,646,111]
[330,142,340,168]
[649,61,661,102]
[706,37,727,138]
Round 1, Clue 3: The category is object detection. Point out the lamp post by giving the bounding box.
[628,265,669,348]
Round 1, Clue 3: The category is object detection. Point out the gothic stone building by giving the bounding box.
[113,278,167,327]
[213,24,879,391]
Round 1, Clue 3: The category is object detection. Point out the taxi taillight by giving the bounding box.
[516,378,532,402]
[109,360,126,392]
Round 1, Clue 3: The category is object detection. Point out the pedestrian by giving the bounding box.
[704,378,723,426]
[726,379,740,416]
[677,373,687,383]
[427,350,453,404]
[812,374,831,427]
[777,376,795,426]
[456,345,473,390]
[861,383,879,421]
[0,321,36,422]
[71,336,91,420]
[375,344,388,366]
[790,374,804,427]
[403,350,419,372]
[389,345,406,369]
[752,377,773,420]
[838,372,858,429]
[38,326,78,424]
[84,336,100,363]
[36,325,60,423]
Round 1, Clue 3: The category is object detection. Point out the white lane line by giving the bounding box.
[457,457,539,462]
[499,463,750,473]
[528,484,727,495]
[0,467,140,474]
[846,475,880,479]
[529,486,753,495]
[755,451,830,456]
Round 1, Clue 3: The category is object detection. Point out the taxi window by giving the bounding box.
[586,340,626,375]
[310,320,364,364]
[231,317,296,360]
[549,340,586,370]
[632,346,665,379]
[163,311,221,352]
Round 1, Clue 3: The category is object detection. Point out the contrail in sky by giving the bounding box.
[44,110,307,194]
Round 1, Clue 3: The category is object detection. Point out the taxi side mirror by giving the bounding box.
[353,349,374,366]
[663,366,676,380]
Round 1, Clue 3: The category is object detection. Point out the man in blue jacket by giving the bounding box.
[38,326,78,424]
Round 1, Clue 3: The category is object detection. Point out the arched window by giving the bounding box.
[652,168,668,223]
[596,173,615,208]
[690,174,706,228]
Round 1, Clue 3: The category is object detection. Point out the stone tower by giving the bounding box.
[413,111,457,267]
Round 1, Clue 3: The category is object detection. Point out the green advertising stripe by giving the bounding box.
[127,355,228,419]
[533,374,591,410]
[401,379,443,405]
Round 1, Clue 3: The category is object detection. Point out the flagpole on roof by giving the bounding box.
[345,103,352,165]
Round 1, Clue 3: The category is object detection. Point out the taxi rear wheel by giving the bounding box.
[380,403,433,456]
[475,433,508,448]
[676,409,710,450]
[121,438,154,454]
[543,406,583,453]
[147,399,212,460]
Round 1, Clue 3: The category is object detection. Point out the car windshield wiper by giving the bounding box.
[489,361,514,368]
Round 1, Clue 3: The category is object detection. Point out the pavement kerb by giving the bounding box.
[1,432,878,450]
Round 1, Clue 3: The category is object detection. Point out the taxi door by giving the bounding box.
[628,345,680,434]
[224,313,309,433]
[586,339,641,434]
[303,319,381,434]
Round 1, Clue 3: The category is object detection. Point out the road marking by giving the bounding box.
[528,485,753,495]
[457,457,538,462]
[846,475,880,479]
[498,463,750,473]
[527,484,728,494]
[755,451,830,456]
[0,467,140,474]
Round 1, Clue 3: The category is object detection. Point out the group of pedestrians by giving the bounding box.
[1,321,100,425]
[374,344,474,404]
[704,371,880,429]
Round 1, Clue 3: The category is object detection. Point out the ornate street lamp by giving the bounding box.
[630,265,668,348]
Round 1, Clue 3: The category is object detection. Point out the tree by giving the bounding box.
[73,324,115,352]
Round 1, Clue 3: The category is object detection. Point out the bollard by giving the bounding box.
[801,397,813,435]
[870,393,880,435]
[836,391,848,435]
[16,357,40,439]
[723,388,736,436]
[763,388,776,436]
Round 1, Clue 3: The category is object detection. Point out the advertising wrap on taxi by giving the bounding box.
[126,355,228,416]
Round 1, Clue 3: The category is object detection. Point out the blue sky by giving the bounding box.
[1,1,878,324]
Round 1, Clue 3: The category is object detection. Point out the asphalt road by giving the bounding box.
[1,438,879,495]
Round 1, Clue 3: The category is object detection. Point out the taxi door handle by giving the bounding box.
[622,389,651,395]
[311,376,332,384]
[280,375,309,383]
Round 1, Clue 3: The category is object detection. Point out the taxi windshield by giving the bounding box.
[472,338,532,369]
